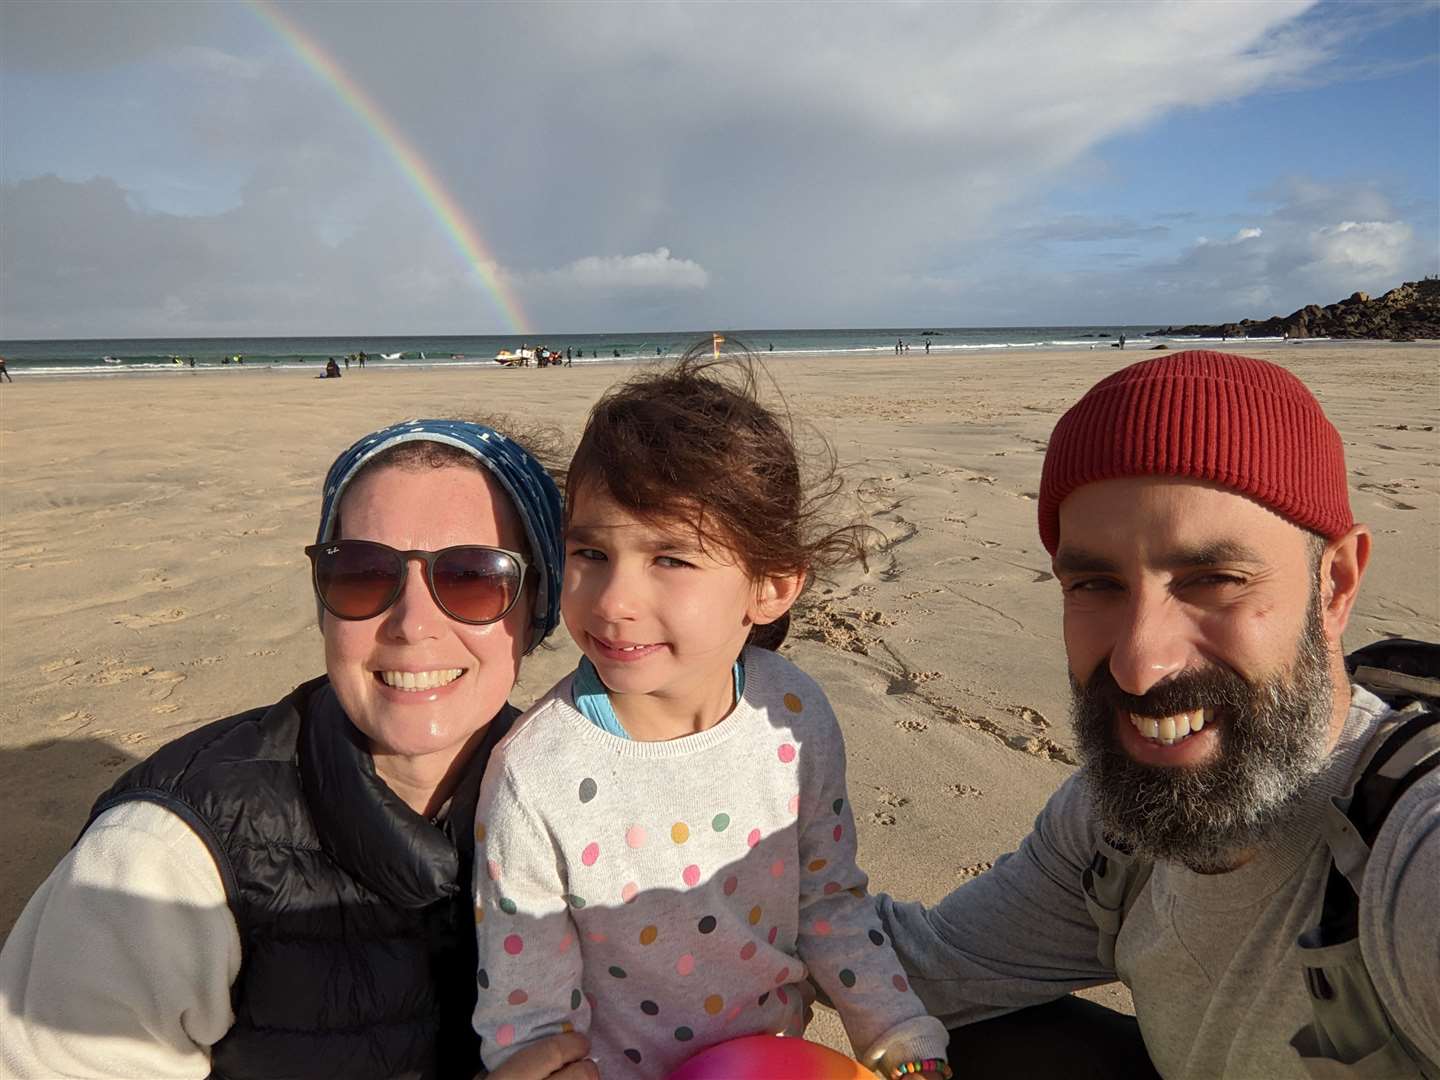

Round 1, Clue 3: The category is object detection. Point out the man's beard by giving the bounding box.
[1071,596,1334,873]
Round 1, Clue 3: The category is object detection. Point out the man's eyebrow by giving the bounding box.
[1053,540,1266,575]
[1053,548,1118,575]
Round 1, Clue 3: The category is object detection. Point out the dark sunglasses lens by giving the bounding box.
[314,543,401,619]
[432,547,521,623]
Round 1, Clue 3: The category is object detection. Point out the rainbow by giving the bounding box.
[248,0,528,333]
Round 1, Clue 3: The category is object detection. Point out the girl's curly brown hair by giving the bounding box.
[566,338,871,649]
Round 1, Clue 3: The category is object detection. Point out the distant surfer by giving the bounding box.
[0,355,12,383]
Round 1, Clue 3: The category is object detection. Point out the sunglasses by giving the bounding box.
[304,539,529,625]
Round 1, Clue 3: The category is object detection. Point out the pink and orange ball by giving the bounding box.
[666,1035,873,1079]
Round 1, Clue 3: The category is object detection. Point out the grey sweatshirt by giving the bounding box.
[877,686,1440,1078]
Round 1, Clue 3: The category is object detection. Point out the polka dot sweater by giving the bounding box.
[472,647,948,1078]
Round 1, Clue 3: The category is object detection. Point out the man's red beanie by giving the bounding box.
[1038,350,1353,554]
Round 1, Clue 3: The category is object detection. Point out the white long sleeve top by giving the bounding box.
[472,647,948,1078]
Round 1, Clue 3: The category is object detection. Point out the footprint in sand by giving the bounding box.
[956,861,994,881]
[113,609,188,630]
[896,718,929,733]
[947,783,983,799]
[1017,706,1049,728]
[93,664,155,685]
[152,703,181,715]
[41,657,83,674]
[870,810,897,826]
[144,670,186,700]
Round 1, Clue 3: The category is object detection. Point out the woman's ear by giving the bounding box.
[750,569,807,626]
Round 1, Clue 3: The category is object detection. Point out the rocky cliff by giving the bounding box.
[1148,278,1440,341]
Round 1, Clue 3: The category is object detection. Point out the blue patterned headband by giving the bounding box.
[316,419,563,652]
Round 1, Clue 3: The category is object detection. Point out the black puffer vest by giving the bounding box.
[85,676,515,1080]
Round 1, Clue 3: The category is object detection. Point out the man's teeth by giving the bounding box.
[1128,709,1208,746]
[380,668,463,691]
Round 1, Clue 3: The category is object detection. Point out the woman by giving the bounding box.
[0,420,594,1080]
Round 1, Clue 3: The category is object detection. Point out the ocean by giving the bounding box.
[0,326,1286,378]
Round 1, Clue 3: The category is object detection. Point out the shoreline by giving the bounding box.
[4,336,1435,382]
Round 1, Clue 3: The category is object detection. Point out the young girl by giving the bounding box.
[473,347,951,1079]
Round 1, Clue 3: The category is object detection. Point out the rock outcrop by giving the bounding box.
[1148,279,1440,341]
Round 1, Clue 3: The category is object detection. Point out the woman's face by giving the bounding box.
[323,463,532,768]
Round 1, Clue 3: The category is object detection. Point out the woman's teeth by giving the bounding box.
[379,668,463,691]
[1128,709,1208,746]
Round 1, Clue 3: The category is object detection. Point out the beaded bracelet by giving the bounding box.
[889,1059,953,1079]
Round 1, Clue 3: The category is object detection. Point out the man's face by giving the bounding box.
[1054,477,1337,871]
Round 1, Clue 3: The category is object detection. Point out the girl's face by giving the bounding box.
[562,483,794,732]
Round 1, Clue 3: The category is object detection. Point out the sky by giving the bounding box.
[1,0,1436,338]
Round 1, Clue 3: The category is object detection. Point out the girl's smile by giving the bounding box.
[562,483,793,739]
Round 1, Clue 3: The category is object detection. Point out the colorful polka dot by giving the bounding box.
[833,824,844,842]
[739,942,757,961]
[571,988,582,1010]
[849,886,866,898]
[748,906,762,925]
[586,931,608,944]
[474,821,486,842]
[776,986,789,1005]
[757,992,770,1007]
[869,929,886,946]
[581,842,600,867]
[499,897,517,915]
[704,994,725,1015]
[626,824,647,849]
[487,859,502,881]
[640,925,659,945]
[777,743,796,763]
[788,795,801,816]
[496,1023,515,1047]
[767,926,778,945]
[560,1022,573,1034]
[784,693,803,712]
[563,893,586,909]
[671,821,690,844]
[832,798,845,814]
[473,905,484,925]
[624,1049,643,1064]
[621,882,639,903]
[478,968,490,989]
[508,989,528,1005]
[675,1027,694,1042]
[682,864,701,887]
[808,858,828,872]
[723,874,738,895]
[775,966,790,984]
[824,882,842,895]
[893,974,910,992]
[770,859,785,878]
[814,919,832,936]
[559,933,574,954]
[698,915,717,934]
[578,777,597,803]
[727,1005,744,1022]
[641,1000,659,1016]
[503,934,524,955]
[608,965,627,979]
[747,828,761,848]
[839,968,857,988]
[676,953,696,976]
[711,812,730,832]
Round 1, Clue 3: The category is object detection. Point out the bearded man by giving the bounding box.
[876,351,1439,1079]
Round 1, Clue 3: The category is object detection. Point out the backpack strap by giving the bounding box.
[1312,707,1440,946]
[1082,834,1152,971]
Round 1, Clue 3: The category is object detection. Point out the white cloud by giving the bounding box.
[525,248,709,293]
[1308,220,1413,278]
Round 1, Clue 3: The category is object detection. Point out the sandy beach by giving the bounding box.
[2,344,1436,1032]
